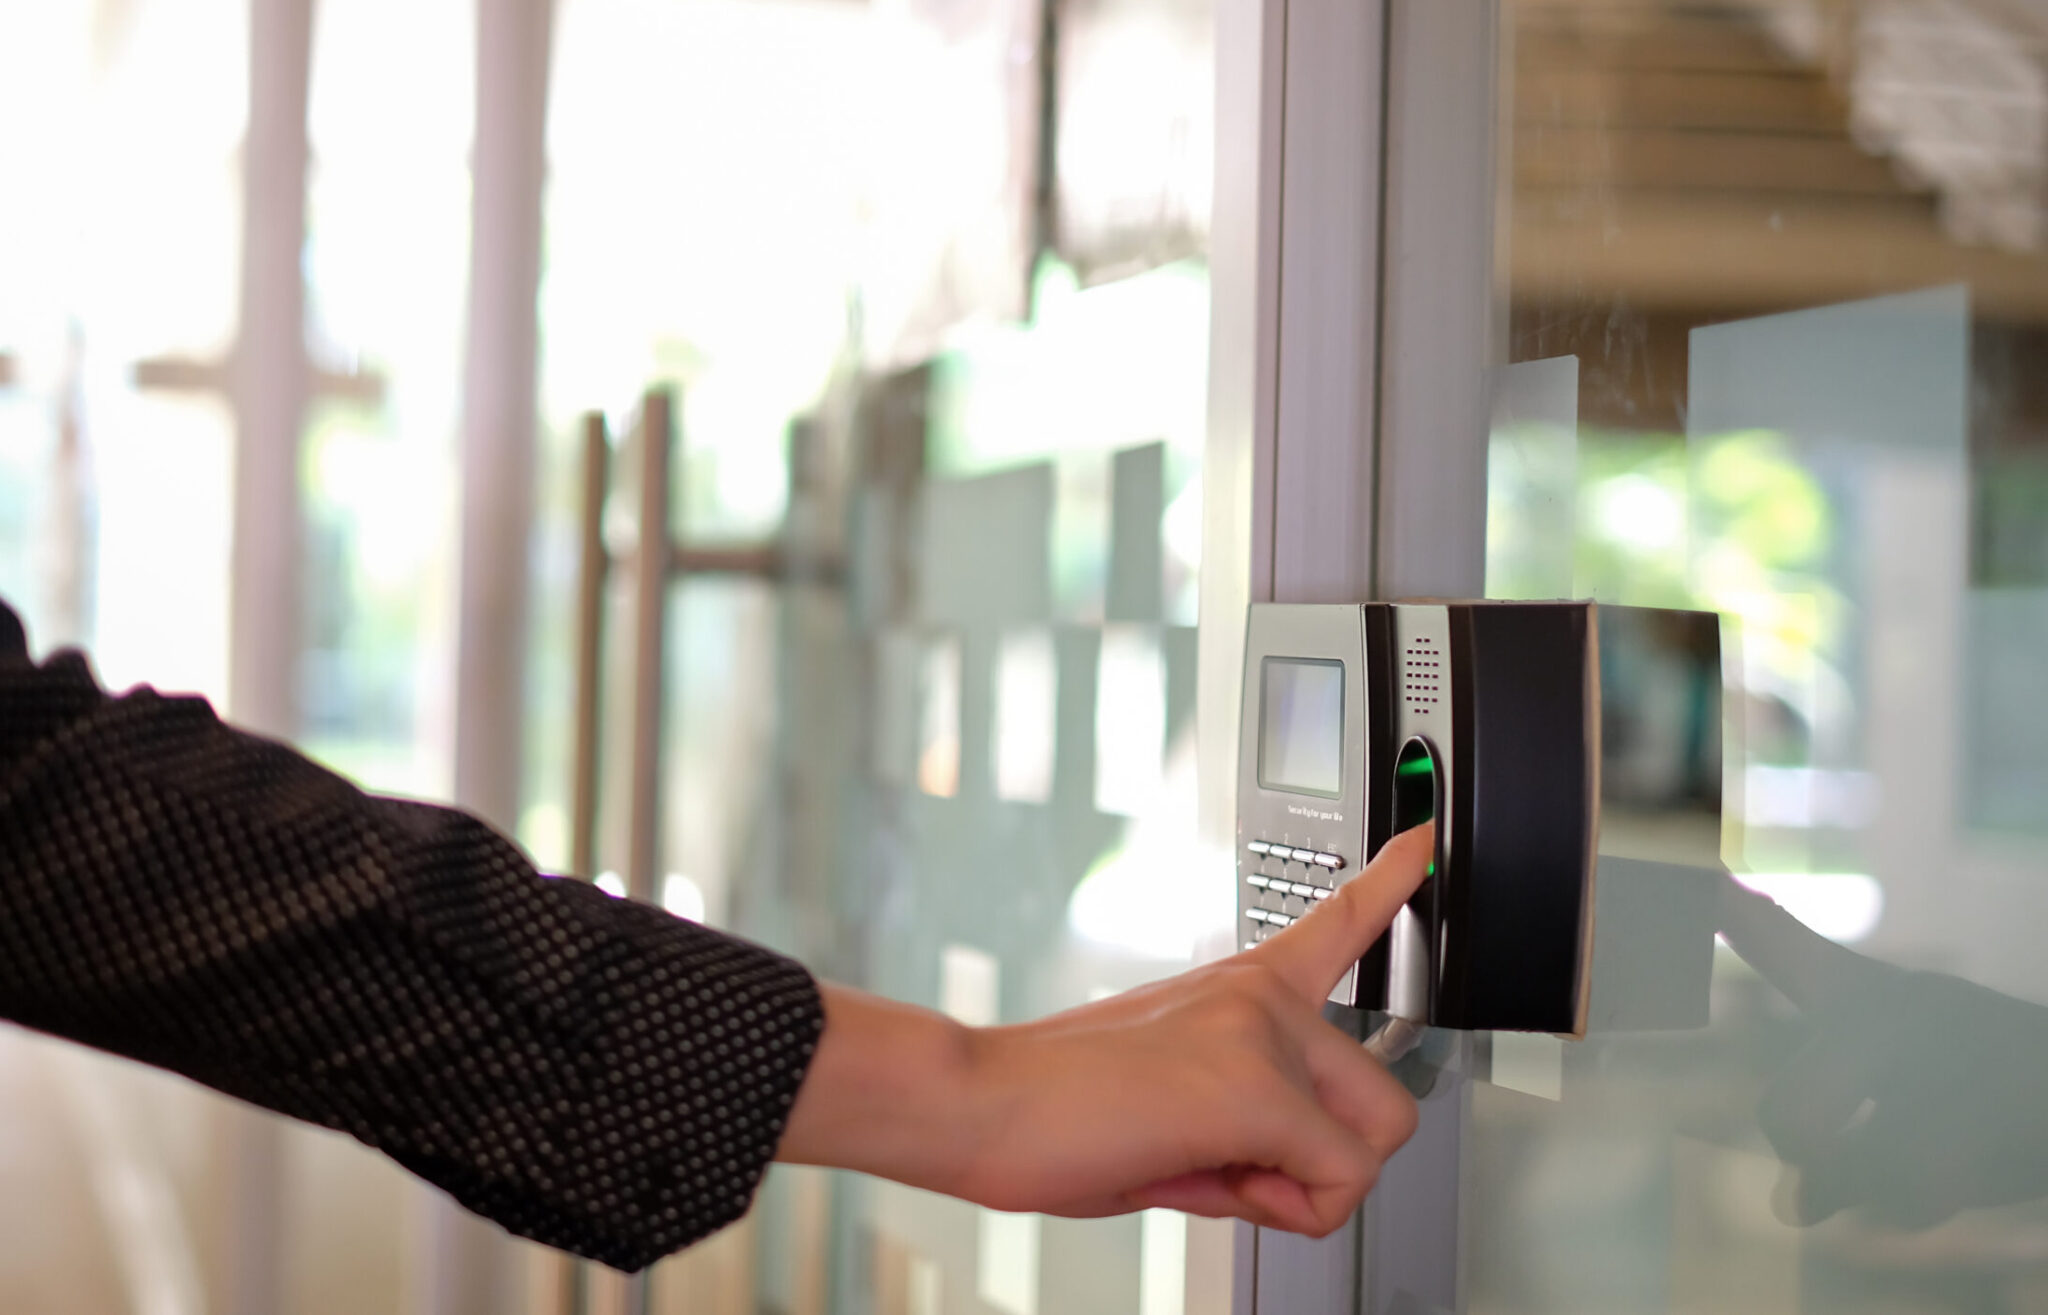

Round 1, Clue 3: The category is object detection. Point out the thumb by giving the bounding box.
[1252,823,1434,1004]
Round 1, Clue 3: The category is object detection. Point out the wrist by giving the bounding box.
[776,983,989,1194]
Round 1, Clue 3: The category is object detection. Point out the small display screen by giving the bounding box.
[1259,658,1344,798]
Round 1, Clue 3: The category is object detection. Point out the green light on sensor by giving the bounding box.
[1393,739,1439,879]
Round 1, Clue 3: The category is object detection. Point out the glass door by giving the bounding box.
[528,3,1234,1312]
[1385,1,2048,1311]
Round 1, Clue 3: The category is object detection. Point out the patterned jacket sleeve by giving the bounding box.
[0,601,823,1272]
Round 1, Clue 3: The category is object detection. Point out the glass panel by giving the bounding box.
[534,3,1220,1310]
[1476,2,2048,1311]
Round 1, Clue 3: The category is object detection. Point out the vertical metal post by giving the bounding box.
[1218,0,1395,1311]
[1371,0,1496,606]
[1271,0,1391,606]
[1358,4,1499,1313]
[537,412,611,1315]
[571,412,612,886]
[622,388,674,1315]
[627,389,673,909]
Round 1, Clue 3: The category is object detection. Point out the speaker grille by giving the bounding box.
[1403,637,1443,714]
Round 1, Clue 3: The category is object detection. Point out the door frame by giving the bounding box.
[1202,2,1497,1311]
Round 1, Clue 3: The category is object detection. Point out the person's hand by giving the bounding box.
[1718,875,2048,1228]
[776,824,1435,1236]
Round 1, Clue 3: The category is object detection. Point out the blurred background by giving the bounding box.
[3,0,2048,1313]
[0,2,1219,1313]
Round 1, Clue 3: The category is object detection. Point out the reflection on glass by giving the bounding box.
[1096,625,1167,816]
[919,635,963,799]
[939,943,1002,1028]
[977,1209,1041,1315]
[1139,1208,1189,1315]
[995,628,1058,803]
[1479,1,2048,1309]
[524,5,1220,1308]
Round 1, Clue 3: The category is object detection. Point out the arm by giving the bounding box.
[2,601,1430,1258]
[0,602,820,1272]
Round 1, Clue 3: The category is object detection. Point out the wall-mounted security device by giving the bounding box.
[1236,601,1722,1037]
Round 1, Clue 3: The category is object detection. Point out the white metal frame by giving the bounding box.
[1204,1,1497,1310]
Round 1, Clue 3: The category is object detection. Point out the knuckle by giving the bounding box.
[1207,986,1277,1042]
[1389,1089,1421,1143]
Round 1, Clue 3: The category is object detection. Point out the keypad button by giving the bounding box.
[1289,847,1318,863]
[1243,941,1258,952]
[1314,852,1343,869]
[1311,886,1333,901]
[1247,840,1272,855]
[1246,874,1270,889]
[1288,882,1318,898]
[1246,908,1270,924]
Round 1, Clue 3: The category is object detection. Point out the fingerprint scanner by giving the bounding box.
[1394,737,1440,876]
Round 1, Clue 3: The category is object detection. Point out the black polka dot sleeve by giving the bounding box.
[0,602,824,1272]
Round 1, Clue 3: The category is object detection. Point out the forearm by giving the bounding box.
[775,984,983,1193]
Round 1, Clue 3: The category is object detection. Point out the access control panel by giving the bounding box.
[1238,601,1703,1037]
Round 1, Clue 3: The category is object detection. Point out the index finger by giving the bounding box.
[1250,823,1434,1004]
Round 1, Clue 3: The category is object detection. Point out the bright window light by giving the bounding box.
[918,637,963,798]
[1095,626,1165,816]
[993,629,1056,803]
[661,873,706,922]
[1733,871,1884,943]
